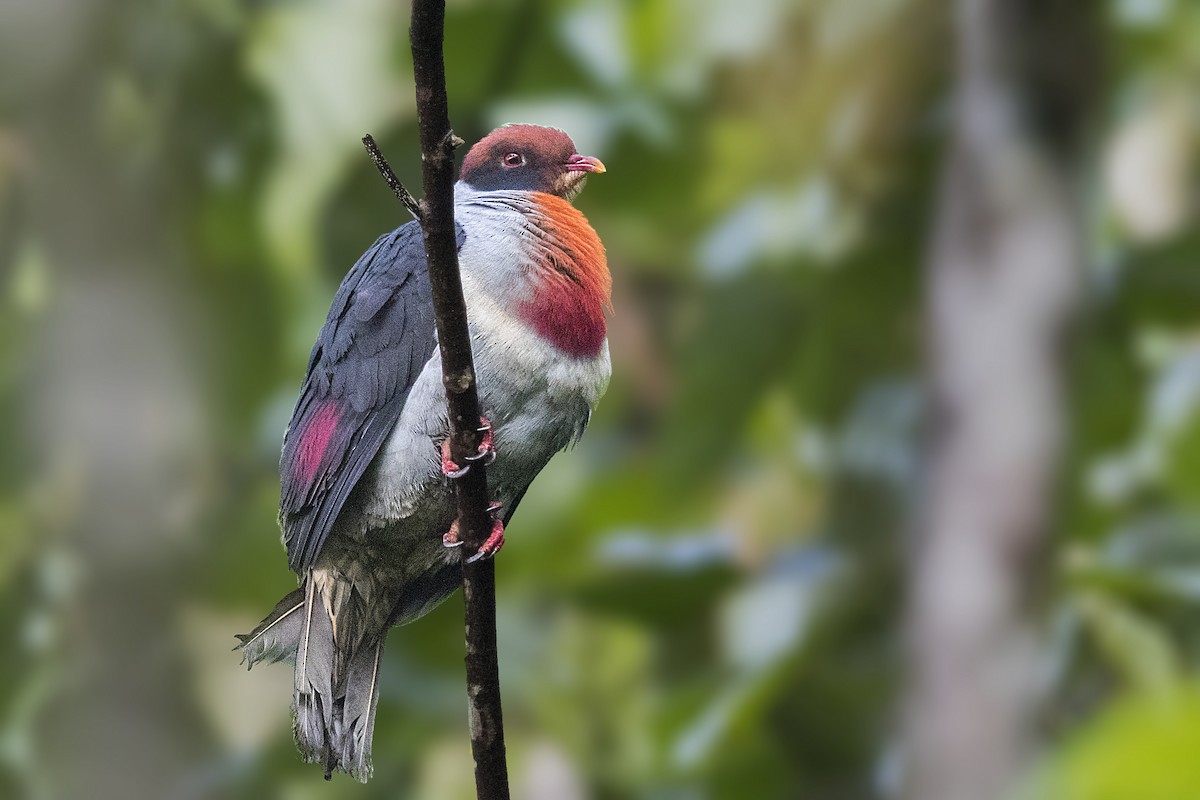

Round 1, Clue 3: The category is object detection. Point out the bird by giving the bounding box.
[234,125,610,782]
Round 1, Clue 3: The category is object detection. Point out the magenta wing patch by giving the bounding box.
[294,401,341,489]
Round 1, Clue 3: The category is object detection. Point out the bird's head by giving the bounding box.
[459,125,606,201]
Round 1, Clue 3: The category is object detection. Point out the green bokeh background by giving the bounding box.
[0,1,1198,798]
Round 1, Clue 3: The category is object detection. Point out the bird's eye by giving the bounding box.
[502,152,524,168]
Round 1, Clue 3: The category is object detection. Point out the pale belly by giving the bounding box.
[314,320,609,628]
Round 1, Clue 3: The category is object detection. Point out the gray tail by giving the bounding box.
[236,567,464,781]
[235,588,306,668]
[286,579,384,783]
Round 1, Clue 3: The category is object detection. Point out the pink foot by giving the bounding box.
[468,517,506,563]
[442,506,506,563]
[443,519,464,548]
[440,417,496,478]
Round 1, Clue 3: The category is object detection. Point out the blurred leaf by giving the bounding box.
[1031,686,1200,800]
[1075,590,1181,694]
[1165,406,1200,509]
[662,273,805,490]
[247,0,410,283]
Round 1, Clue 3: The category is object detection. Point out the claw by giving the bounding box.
[443,520,465,548]
[441,438,469,478]
[442,509,505,561]
[440,417,496,477]
[466,518,506,564]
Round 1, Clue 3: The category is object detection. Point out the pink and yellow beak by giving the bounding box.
[566,154,607,174]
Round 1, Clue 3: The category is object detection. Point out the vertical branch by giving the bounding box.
[902,1,1098,799]
[408,1,511,798]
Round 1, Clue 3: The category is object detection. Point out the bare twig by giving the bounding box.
[362,134,423,222]
[396,1,511,799]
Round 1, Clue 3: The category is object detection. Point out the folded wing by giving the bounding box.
[279,222,457,571]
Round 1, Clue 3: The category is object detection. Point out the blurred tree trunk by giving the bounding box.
[902,2,1100,799]
[3,4,219,798]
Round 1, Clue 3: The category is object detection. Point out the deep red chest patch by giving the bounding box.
[519,193,610,358]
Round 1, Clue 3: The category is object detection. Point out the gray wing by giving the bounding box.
[279,222,463,572]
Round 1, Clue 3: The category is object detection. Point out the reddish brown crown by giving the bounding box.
[460,125,604,198]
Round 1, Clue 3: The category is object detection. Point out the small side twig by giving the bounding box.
[362,134,423,222]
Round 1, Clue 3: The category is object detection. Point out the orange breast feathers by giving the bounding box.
[519,192,611,358]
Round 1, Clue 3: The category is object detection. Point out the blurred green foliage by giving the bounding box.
[0,0,1198,798]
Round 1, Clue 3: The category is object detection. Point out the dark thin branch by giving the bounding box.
[405,2,511,800]
[362,134,423,222]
